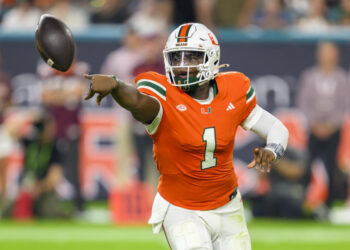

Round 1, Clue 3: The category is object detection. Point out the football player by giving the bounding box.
[84,23,289,250]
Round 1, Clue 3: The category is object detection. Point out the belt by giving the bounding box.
[229,187,238,201]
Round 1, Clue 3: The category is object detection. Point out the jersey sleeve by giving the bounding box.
[134,72,166,135]
[238,73,257,124]
[144,98,163,135]
[135,72,167,103]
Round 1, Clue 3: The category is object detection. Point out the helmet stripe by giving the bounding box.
[184,24,192,40]
[178,25,188,42]
[177,25,185,41]
[177,23,192,43]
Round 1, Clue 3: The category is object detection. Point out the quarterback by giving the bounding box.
[84,23,289,250]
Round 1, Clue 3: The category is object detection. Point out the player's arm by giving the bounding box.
[84,74,159,124]
[242,105,289,173]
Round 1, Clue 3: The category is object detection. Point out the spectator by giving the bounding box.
[296,0,330,33]
[0,54,12,123]
[0,124,12,209]
[169,0,196,26]
[0,52,14,216]
[169,0,215,30]
[101,8,168,81]
[130,15,167,189]
[100,22,142,186]
[168,0,258,30]
[214,0,257,28]
[34,0,54,12]
[48,0,89,30]
[39,60,88,214]
[251,147,309,218]
[1,0,17,9]
[129,12,168,76]
[0,124,13,213]
[90,0,138,24]
[329,0,350,26]
[253,0,292,29]
[13,111,68,219]
[284,0,310,20]
[101,19,149,81]
[0,112,24,215]
[1,0,42,31]
[138,0,172,25]
[297,41,349,207]
[101,13,167,188]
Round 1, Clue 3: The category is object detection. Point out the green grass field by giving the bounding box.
[0,219,349,250]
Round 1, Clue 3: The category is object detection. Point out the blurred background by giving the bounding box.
[0,0,350,249]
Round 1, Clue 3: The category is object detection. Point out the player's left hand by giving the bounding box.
[247,147,275,173]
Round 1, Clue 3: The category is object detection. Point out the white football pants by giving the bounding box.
[148,190,251,250]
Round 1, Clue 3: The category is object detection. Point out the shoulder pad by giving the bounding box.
[217,71,249,84]
[135,72,167,101]
[135,71,164,85]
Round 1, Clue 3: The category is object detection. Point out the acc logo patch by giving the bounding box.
[176,104,187,111]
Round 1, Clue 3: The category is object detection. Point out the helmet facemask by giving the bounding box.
[164,48,218,91]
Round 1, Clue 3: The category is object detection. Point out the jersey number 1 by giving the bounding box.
[201,127,217,170]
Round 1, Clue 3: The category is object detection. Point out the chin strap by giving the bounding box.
[218,64,230,69]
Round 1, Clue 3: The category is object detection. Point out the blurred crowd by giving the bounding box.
[0,0,349,222]
[2,0,350,32]
[0,60,88,219]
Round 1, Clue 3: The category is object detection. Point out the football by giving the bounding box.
[35,14,75,72]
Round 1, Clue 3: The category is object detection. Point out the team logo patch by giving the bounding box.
[201,107,211,114]
[176,104,187,111]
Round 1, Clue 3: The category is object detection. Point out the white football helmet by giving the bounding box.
[163,23,220,91]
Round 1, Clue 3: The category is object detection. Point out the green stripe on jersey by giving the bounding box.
[137,80,166,100]
[212,81,218,97]
[246,86,255,102]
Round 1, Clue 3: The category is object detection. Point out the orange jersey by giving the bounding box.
[135,71,257,210]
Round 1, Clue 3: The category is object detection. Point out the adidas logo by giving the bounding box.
[226,102,235,111]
